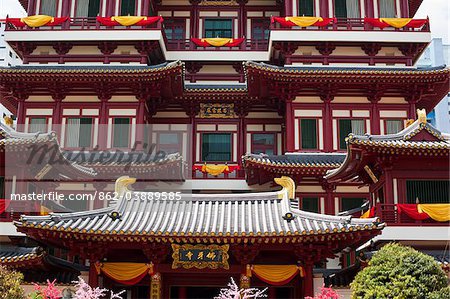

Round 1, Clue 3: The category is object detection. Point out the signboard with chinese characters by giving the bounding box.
[199,103,236,118]
[171,244,230,270]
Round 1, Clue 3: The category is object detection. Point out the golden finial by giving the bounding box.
[114,176,136,198]
[274,176,295,199]
[3,115,13,127]
[405,119,414,127]
[417,108,427,124]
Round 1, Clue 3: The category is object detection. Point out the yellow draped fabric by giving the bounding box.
[201,164,229,176]
[285,16,323,27]
[95,262,154,281]
[418,204,450,222]
[201,38,234,47]
[380,18,412,28]
[250,265,304,284]
[20,15,53,27]
[111,16,146,26]
[360,209,371,219]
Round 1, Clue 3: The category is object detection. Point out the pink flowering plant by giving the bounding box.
[73,277,124,299]
[28,277,124,299]
[28,280,62,299]
[305,284,341,299]
[214,278,267,299]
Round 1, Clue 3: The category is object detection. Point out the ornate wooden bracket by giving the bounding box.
[319,84,335,102]
[361,43,382,56]
[231,244,260,265]
[53,42,73,55]
[143,243,170,264]
[316,42,336,56]
[98,42,118,55]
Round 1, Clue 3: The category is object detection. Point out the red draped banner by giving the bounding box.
[7,16,69,27]
[96,16,163,27]
[271,16,336,28]
[364,18,428,29]
[191,38,245,47]
[397,204,430,220]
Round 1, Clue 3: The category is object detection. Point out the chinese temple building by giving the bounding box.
[0,0,449,298]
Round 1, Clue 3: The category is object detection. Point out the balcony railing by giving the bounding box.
[270,17,430,32]
[375,203,448,226]
[5,16,162,31]
[164,38,269,51]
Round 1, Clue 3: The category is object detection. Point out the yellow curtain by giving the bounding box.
[250,265,304,285]
[380,18,412,28]
[201,38,233,47]
[111,16,146,26]
[201,164,229,176]
[20,15,53,27]
[285,17,323,27]
[418,204,450,222]
[97,262,153,282]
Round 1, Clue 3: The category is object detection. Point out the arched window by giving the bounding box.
[379,0,396,18]
[298,0,314,16]
[121,0,136,16]
[334,0,360,18]
[76,0,101,17]
[40,0,57,16]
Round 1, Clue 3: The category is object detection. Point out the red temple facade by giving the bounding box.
[0,0,449,297]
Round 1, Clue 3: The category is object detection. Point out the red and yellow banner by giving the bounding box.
[95,262,154,285]
[364,18,428,29]
[96,16,163,27]
[247,265,304,285]
[193,164,240,176]
[361,207,375,219]
[7,15,69,27]
[191,38,245,47]
[271,16,335,27]
[397,203,450,222]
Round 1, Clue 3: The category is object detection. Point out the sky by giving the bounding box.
[0,0,448,43]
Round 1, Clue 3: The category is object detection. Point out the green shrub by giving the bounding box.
[0,265,25,299]
[351,243,448,299]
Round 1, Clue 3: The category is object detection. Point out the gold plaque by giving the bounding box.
[171,244,230,270]
[199,103,236,118]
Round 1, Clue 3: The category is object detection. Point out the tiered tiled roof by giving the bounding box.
[16,176,383,244]
[0,246,43,266]
[0,122,96,178]
[326,110,450,182]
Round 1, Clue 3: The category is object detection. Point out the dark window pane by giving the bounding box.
[406,180,450,204]
[298,0,314,16]
[29,118,47,133]
[121,0,136,15]
[202,133,232,162]
[300,119,317,149]
[252,19,270,40]
[88,0,101,17]
[204,19,233,38]
[302,197,319,213]
[386,119,403,134]
[339,119,352,150]
[113,118,130,148]
[158,133,180,154]
[40,0,56,16]
[252,133,276,155]
[341,197,366,211]
[164,20,185,40]
[334,0,347,18]
[79,118,93,147]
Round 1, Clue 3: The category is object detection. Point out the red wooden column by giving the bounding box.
[369,97,381,135]
[384,167,394,204]
[98,95,110,149]
[321,94,333,152]
[285,99,295,152]
[89,261,99,288]
[52,94,64,137]
[135,97,146,150]
[322,182,336,215]
[284,0,293,16]
[16,97,26,131]
[303,261,314,297]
